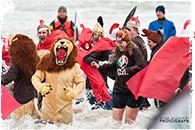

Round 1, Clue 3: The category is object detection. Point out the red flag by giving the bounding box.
[1,85,21,120]
[76,27,116,102]
[127,37,191,103]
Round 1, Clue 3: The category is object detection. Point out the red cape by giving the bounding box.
[76,27,93,64]
[127,37,191,103]
[37,30,68,50]
[78,27,92,44]
[76,27,116,102]
[1,85,21,120]
[37,40,52,50]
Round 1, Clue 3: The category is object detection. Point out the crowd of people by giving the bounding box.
[1,4,192,126]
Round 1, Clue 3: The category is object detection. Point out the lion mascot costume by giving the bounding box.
[1,34,39,119]
[32,31,85,124]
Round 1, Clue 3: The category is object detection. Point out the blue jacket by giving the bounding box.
[149,19,176,41]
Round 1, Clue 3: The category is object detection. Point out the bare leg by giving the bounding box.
[125,107,139,124]
[112,107,125,123]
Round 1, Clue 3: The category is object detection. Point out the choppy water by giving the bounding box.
[1,98,159,129]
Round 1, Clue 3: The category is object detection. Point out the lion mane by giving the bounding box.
[10,34,40,79]
[37,38,77,72]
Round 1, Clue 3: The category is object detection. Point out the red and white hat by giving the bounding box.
[37,20,49,32]
[126,16,140,29]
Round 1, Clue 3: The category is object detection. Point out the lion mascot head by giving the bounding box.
[37,30,77,72]
[10,34,40,79]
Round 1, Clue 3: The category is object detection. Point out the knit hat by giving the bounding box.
[142,29,163,44]
[58,5,67,13]
[115,28,131,42]
[156,5,165,14]
[126,16,140,29]
[37,20,49,32]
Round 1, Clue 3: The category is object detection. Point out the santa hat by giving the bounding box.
[37,20,49,32]
[126,16,140,29]
[115,28,131,42]
[142,29,163,44]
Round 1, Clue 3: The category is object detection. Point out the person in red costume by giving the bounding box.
[1,36,11,73]
[79,16,104,52]
[76,17,114,110]
[36,20,50,58]
[1,36,14,94]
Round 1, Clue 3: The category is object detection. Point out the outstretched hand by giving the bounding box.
[91,61,100,69]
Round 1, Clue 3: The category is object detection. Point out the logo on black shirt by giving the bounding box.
[117,55,129,76]
[117,55,128,69]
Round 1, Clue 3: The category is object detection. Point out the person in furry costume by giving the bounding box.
[32,32,85,124]
[1,34,39,119]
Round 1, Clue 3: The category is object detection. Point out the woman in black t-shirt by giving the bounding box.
[91,28,146,124]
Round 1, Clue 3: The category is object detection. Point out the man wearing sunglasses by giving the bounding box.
[92,25,104,42]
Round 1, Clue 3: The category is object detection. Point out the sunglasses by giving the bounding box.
[93,32,103,36]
